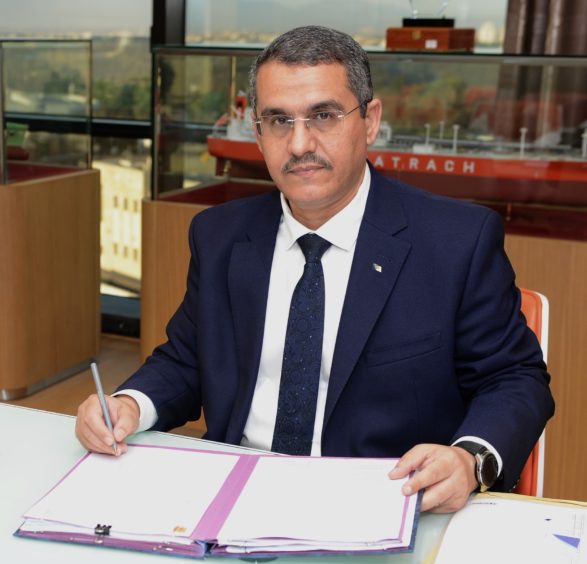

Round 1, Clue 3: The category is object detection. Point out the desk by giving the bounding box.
[1,403,449,562]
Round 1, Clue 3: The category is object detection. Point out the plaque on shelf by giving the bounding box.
[386,0,475,52]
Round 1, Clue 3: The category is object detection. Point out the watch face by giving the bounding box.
[456,442,499,491]
[479,451,499,489]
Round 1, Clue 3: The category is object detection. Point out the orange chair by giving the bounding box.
[512,288,549,497]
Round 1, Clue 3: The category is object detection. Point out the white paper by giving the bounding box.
[435,496,587,564]
[217,456,416,551]
[23,446,239,538]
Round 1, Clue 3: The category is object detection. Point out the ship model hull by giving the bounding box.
[207,136,587,208]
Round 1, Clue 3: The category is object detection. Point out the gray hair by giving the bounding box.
[248,25,373,118]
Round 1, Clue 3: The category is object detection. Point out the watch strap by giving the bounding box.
[455,440,488,457]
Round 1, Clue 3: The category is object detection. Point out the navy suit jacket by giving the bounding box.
[121,165,554,491]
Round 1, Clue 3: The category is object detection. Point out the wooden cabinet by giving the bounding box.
[0,169,101,399]
[141,197,207,360]
[141,197,208,436]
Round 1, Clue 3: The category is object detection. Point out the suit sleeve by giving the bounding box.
[450,210,555,490]
[115,216,203,431]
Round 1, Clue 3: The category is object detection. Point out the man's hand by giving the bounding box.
[388,444,478,513]
[75,394,140,455]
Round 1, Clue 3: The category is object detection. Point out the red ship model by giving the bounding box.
[207,120,587,208]
[203,93,587,239]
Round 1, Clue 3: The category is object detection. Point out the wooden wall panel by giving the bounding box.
[505,234,587,501]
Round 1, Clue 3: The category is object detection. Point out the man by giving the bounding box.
[76,26,554,513]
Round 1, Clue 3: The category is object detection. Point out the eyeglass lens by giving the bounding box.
[258,105,361,137]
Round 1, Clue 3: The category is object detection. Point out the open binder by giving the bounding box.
[16,443,420,558]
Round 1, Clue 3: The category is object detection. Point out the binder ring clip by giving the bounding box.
[94,524,112,537]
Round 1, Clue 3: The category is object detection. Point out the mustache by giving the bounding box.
[281,153,333,174]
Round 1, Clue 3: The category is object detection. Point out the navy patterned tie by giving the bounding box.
[271,233,331,455]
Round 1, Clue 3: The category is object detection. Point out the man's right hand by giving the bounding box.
[75,394,140,455]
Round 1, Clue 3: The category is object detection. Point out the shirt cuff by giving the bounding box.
[453,435,504,476]
[112,389,158,433]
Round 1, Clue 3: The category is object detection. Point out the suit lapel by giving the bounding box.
[225,192,282,443]
[324,173,412,428]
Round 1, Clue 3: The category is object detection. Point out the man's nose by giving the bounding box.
[287,119,317,156]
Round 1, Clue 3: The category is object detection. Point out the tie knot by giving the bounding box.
[297,233,331,264]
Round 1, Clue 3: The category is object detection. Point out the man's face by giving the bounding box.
[253,62,381,227]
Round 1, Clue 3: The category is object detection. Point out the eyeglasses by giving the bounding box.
[254,104,363,138]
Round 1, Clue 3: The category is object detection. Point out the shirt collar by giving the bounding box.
[280,163,371,251]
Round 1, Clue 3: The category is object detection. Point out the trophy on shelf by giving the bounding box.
[386,1,475,52]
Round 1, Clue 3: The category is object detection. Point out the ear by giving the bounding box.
[364,98,383,146]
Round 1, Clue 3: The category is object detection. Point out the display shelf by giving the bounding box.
[154,48,587,206]
[0,40,98,399]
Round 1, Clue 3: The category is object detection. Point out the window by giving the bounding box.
[0,0,152,334]
[185,0,508,51]
[0,1,152,120]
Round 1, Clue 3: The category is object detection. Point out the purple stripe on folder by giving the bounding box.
[396,470,416,541]
[190,455,259,541]
[16,529,207,558]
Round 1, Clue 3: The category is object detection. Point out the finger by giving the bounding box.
[75,415,115,454]
[388,444,432,479]
[403,458,449,496]
[109,396,139,443]
[79,426,116,454]
[76,415,128,456]
[422,480,472,513]
[75,395,119,454]
[417,448,477,512]
[421,485,454,513]
[419,469,463,512]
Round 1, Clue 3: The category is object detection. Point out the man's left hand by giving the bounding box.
[388,444,478,513]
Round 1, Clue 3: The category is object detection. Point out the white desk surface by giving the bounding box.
[0,403,450,563]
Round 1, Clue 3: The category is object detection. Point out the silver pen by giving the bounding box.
[90,362,118,455]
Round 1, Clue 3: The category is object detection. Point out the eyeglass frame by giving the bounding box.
[253,101,370,137]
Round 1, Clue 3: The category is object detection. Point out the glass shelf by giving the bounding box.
[153,46,587,239]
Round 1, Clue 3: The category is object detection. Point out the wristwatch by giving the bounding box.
[456,441,499,493]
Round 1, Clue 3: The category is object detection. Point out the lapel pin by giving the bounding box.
[372,263,383,273]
